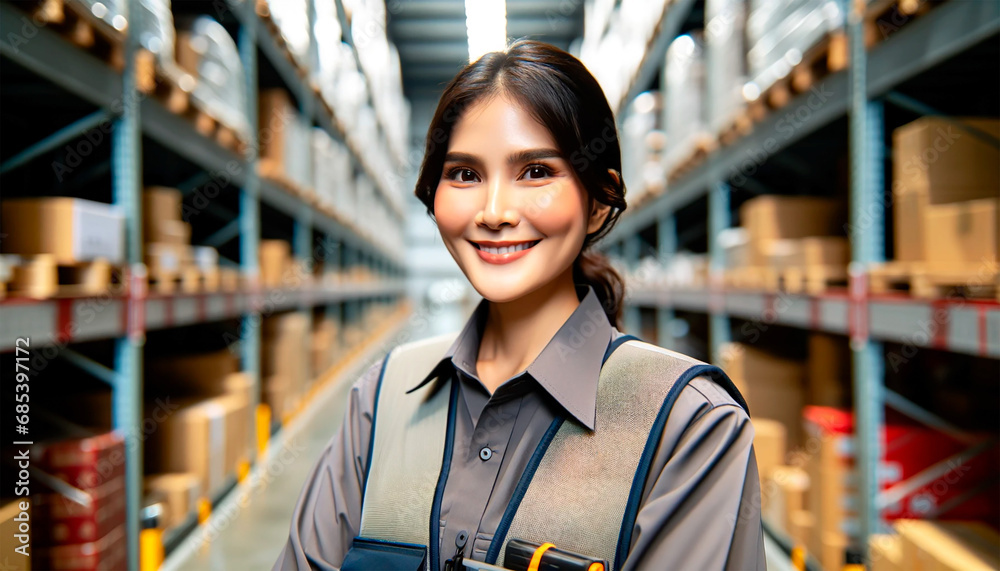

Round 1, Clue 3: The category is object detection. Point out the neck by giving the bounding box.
[477,267,581,393]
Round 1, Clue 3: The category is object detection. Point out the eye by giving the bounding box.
[446,168,480,183]
[521,164,553,181]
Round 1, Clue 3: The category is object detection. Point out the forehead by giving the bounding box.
[448,94,558,152]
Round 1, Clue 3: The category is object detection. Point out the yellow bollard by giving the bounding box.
[256,403,272,456]
[140,528,164,571]
[197,497,212,525]
[791,545,806,571]
[237,459,251,483]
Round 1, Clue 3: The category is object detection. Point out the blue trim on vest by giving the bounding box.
[485,415,565,564]
[361,352,393,513]
[613,364,748,569]
[429,378,460,571]
[604,333,640,363]
[485,334,640,564]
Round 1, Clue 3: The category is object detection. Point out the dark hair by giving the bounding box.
[413,39,629,328]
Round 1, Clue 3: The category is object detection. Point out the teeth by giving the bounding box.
[480,241,537,255]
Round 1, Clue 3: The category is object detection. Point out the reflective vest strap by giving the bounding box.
[359,332,458,562]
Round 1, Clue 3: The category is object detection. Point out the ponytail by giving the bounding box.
[574,250,625,330]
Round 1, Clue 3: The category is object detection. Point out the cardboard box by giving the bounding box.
[144,473,200,530]
[923,198,999,267]
[258,88,297,172]
[143,187,183,242]
[870,533,904,571]
[762,465,809,532]
[893,188,928,262]
[0,500,31,570]
[807,333,849,408]
[145,242,193,274]
[895,519,1000,571]
[260,239,291,288]
[1,198,124,264]
[788,510,814,551]
[739,196,845,265]
[752,418,787,481]
[146,349,240,397]
[893,117,1000,203]
[721,343,805,449]
[149,396,229,494]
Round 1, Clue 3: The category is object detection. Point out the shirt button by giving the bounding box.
[479,447,493,461]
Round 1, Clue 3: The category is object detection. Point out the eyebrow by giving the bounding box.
[443,148,563,167]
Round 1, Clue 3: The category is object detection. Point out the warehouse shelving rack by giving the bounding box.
[600,0,999,564]
[0,0,409,567]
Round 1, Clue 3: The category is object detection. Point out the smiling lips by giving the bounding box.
[470,240,542,264]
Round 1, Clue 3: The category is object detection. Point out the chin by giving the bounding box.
[466,272,542,304]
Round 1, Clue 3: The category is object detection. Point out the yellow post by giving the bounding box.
[140,528,164,571]
[256,403,272,456]
[197,497,212,525]
[791,546,806,571]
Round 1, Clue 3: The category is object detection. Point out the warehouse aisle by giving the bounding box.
[165,309,466,570]
[162,326,391,569]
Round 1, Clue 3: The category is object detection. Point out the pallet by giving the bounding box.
[724,266,779,292]
[27,0,126,71]
[864,0,943,48]
[135,50,245,156]
[718,112,754,147]
[148,265,223,295]
[749,30,848,119]
[869,262,1000,300]
[668,135,717,182]
[781,265,848,295]
[259,160,319,205]
[4,256,122,299]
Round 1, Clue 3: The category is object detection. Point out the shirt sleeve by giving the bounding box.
[272,356,385,570]
[621,377,766,571]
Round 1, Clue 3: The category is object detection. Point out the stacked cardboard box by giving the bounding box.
[143,187,219,291]
[740,195,846,266]
[145,350,253,495]
[259,88,312,190]
[894,519,1000,571]
[311,315,340,377]
[32,432,128,570]
[260,239,292,288]
[262,312,311,421]
[721,342,806,449]
[892,117,1000,266]
[1,197,125,264]
[144,473,200,531]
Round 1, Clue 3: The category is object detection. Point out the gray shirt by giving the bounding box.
[274,284,765,570]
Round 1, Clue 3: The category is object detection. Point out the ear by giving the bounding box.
[586,169,619,234]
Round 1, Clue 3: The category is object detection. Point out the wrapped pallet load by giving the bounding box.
[705,0,748,135]
[135,0,174,66]
[265,0,310,70]
[175,15,250,142]
[620,92,665,205]
[745,0,842,97]
[662,33,710,174]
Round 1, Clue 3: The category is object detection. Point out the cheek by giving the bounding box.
[526,185,588,237]
[433,185,474,237]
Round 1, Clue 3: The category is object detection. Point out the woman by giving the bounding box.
[275,39,764,571]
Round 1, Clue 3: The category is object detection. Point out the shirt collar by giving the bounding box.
[406,284,613,431]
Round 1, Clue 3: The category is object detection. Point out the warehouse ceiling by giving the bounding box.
[387,0,584,107]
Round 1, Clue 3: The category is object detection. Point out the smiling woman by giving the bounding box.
[274,39,764,571]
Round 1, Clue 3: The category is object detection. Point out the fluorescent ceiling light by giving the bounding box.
[465,0,507,62]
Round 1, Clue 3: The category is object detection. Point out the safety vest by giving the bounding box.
[355,331,749,571]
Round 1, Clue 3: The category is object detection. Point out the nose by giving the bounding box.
[475,177,520,229]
